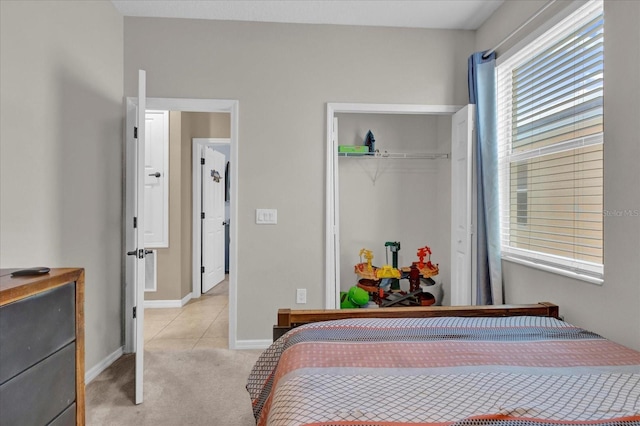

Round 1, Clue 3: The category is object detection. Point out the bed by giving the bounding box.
[247,303,640,426]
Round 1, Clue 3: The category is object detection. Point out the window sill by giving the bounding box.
[502,255,604,286]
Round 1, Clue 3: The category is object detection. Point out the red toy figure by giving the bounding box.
[417,246,432,269]
[409,264,420,293]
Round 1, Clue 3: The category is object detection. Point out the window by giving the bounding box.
[497,0,604,283]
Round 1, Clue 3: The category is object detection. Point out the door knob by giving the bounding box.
[149,172,161,178]
[144,249,153,255]
[126,249,145,259]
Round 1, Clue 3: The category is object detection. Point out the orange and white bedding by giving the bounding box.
[247,316,640,426]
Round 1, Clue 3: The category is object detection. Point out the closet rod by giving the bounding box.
[482,0,557,59]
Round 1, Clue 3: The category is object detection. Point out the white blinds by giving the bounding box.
[497,0,604,279]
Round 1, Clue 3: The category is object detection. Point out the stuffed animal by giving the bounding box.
[340,286,370,309]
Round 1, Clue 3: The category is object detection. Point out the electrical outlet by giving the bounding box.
[296,288,307,304]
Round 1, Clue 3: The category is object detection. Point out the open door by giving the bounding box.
[134,70,146,404]
[202,146,226,293]
[450,105,475,305]
[125,70,147,404]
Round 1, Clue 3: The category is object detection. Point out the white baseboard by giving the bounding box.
[144,293,192,308]
[85,346,124,384]
[233,339,271,350]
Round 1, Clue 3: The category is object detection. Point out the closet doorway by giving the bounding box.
[325,103,475,309]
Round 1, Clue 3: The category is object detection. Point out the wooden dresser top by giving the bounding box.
[0,268,84,306]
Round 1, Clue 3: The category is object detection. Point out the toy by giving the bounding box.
[340,286,370,309]
[352,243,439,307]
[409,263,420,292]
[401,245,439,279]
[417,246,430,269]
[364,130,375,153]
[416,245,439,278]
[376,265,400,279]
[384,242,401,290]
[360,248,374,271]
[354,248,378,280]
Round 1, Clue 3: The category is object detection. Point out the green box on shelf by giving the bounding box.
[338,145,369,154]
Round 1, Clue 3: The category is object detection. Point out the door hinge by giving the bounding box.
[201,158,205,165]
[133,306,137,319]
[134,127,138,139]
[201,212,205,219]
[201,266,205,274]
[133,217,137,228]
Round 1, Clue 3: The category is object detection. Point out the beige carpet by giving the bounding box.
[86,348,263,425]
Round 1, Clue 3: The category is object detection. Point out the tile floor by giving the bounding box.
[144,276,229,350]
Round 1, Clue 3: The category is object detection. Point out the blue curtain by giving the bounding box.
[468,52,503,305]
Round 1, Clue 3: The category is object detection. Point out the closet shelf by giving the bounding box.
[338,151,449,159]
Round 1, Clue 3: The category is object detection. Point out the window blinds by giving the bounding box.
[497,0,604,280]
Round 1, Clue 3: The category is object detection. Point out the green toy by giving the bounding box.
[340,286,370,309]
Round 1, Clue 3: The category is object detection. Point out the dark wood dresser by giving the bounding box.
[0,268,85,426]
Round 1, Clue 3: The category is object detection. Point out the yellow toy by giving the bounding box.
[354,248,378,280]
[376,265,401,279]
[359,248,374,271]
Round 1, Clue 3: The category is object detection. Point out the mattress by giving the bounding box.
[247,316,640,426]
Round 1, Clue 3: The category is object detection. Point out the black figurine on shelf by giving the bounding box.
[364,130,375,153]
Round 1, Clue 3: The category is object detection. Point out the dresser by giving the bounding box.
[0,268,85,426]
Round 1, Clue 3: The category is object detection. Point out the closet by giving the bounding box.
[325,103,475,308]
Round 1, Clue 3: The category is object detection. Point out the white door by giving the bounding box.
[144,110,169,248]
[201,146,226,293]
[450,105,475,306]
[125,70,147,404]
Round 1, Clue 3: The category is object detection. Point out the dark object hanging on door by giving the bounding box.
[225,161,230,202]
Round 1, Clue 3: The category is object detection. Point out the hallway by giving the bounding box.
[144,276,228,350]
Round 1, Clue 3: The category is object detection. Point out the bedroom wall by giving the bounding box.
[149,112,230,301]
[124,18,475,341]
[0,0,124,370]
[476,0,640,351]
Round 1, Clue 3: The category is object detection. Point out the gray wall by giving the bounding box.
[476,0,640,351]
[0,1,124,369]
[124,18,475,340]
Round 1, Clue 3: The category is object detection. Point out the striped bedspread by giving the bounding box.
[247,316,640,426]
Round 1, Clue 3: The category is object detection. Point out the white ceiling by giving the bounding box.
[111,0,504,31]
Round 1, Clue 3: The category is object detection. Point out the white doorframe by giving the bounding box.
[124,98,240,351]
[192,138,231,298]
[325,103,462,309]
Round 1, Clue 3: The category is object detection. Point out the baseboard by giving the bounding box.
[85,346,124,384]
[144,293,192,308]
[233,339,271,350]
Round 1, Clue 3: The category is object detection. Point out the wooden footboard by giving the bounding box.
[273,302,559,341]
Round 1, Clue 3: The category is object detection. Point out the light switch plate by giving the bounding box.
[256,208,277,224]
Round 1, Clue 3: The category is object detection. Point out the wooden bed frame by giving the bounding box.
[273,302,559,341]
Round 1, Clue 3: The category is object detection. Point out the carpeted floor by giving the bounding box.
[86,348,263,425]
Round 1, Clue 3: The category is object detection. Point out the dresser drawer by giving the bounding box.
[0,282,75,384]
[49,402,76,426]
[0,342,76,426]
